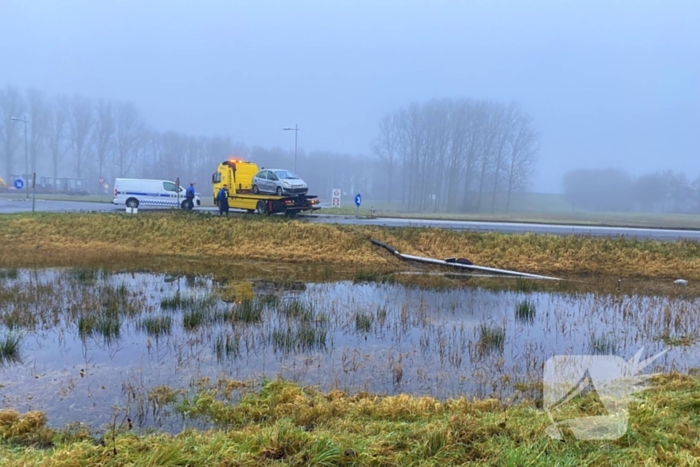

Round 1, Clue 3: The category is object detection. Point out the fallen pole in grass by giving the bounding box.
[370,239,562,281]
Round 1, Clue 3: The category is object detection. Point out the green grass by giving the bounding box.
[2,374,699,465]
[138,316,173,339]
[475,324,506,356]
[590,333,618,354]
[0,335,22,365]
[515,299,536,323]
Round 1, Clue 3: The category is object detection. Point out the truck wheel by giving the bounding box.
[276,187,282,196]
[286,211,297,218]
[253,185,259,194]
[126,198,139,208]
[256,200,267,214]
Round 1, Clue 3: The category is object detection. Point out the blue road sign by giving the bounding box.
[13,179,24,189]
[355,193,361,207]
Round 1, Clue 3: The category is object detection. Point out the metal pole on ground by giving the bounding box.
[32,173,36,213]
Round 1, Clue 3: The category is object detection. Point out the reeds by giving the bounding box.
[138,316,173,339]
[0,335,22,365]
[515,299,536,323]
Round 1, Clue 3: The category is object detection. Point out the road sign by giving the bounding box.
[355,193,361,207]
[332,188,340,198]
[98,176,105,184]
[331,187,341,207]
[332,198,340,207]
[103,183,109,189]
[13,179,24,189]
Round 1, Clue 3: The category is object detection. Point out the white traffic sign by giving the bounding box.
[98,176,105,184]
[332,198,340,207]
[332,188,340,198]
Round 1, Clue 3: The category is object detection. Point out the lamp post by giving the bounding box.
[283,124,299,173]
[10,116,30,199]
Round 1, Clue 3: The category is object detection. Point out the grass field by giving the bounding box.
[0,374,699,466]
[1,211,700,281]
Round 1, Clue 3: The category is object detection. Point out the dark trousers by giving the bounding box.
[186,197,194,209]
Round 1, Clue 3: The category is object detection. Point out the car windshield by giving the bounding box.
[274,170,298,179]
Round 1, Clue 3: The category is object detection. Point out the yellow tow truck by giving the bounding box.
[211,159,321,217]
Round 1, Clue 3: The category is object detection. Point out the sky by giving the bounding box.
[1,0,698,192]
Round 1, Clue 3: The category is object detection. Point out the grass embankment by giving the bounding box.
[0,375,699,466]
[1,211,700,280]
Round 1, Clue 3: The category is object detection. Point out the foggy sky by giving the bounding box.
[2,0,698,192]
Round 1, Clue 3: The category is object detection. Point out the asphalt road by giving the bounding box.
[3,197,700,241]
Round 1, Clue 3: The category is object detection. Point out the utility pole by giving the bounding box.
[283,124,299,173]
[11,116,30,198]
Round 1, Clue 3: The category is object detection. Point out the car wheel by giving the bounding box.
[253,185,259,194]
[126,198,139,208]
[181,200,188,209]
[276,187,282,196]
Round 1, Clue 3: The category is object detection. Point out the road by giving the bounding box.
[2,197,700,241]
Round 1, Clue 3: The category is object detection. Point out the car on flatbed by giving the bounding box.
[252,169,308,196]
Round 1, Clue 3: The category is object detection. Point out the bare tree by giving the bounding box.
[114,101,145,177]
[45,95,70,180]
[93,99,115,188]
[0,85,25,179]
[504,111,538,212]
[69,95,93,178]
[372,113,400,203]
[24,88,50,177]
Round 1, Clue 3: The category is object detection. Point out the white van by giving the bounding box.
[112,178,201,209]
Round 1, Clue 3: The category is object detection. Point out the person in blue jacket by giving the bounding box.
[185,183,196,210]
[217,185,230,216]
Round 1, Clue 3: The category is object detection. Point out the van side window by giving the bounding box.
[163,182,177,192]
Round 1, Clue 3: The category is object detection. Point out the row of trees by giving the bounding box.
[0,84,377,198]
[2,85,540,208]
[563,168,700,213]
[372,98,539,212]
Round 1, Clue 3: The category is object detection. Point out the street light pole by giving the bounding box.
[10,117,30,198]
[283,124,299,173]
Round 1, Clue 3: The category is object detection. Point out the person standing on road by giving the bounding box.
[185,183,196,210]
[217,185,230,216]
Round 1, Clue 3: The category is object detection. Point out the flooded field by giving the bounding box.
[0,268,698,433]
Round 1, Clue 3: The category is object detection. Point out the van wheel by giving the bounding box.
[126,198,139,208]
[253,185,259,194]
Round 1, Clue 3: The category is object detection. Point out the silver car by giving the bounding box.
[252,169,308,196]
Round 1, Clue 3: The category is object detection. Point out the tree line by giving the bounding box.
[0,84,379,199]
[372,98,539,212]
[563,168,700,214]
[2,85,539,209]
